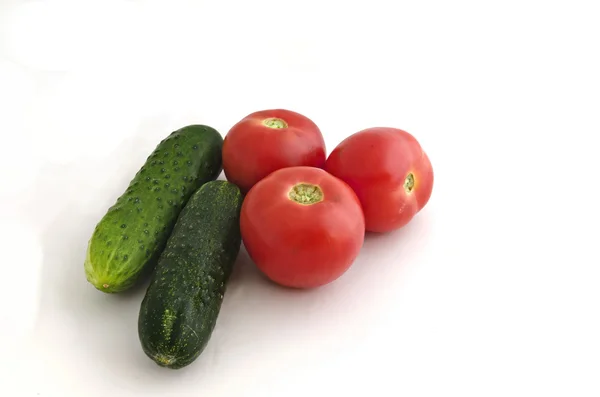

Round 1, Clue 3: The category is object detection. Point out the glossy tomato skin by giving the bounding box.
[325,127,433,233]
[241,166,365,289]
[223,109,326,193]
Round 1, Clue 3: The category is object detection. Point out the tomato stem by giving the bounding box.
[404,173,415,193]
[262,117,288,129]
[289,183,324,205]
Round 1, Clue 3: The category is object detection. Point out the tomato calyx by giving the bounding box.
[403,173,415,194]
[262,117,288,129]
[288,183,324,205]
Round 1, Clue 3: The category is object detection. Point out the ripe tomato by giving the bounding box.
[222,109,326,193]
[240,166,365,289]
[325,127,434,233]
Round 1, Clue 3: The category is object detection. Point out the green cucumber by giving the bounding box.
[138,181,243,369]
[84,125,223,293]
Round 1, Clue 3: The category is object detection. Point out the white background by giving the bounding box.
[1,0,599,396]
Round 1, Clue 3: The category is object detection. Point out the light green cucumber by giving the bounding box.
[84,125,223,293]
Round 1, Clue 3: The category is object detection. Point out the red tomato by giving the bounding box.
[222,109,326,193]
[325,127,434,233]
[241,166,365,289]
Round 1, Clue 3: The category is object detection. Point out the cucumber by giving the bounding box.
[84,125,223,293]
[138,181,243,369]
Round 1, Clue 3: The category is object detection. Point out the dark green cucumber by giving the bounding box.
[84,125,223,293]
[138,181,243,369]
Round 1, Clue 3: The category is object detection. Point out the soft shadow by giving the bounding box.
[189,214,437,374]
[31,118,206,392]
[33,120,167,326]
[363,210,432,248]
[344,210,434,300]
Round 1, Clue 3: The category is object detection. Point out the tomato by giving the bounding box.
[222,109,326,193]
[325,127,434,233]
[240,166,365,289]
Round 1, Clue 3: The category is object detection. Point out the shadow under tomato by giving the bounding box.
[201,212,434,373]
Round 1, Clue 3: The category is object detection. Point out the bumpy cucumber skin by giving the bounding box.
[138,181,243,369]
[84,125,223,293]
